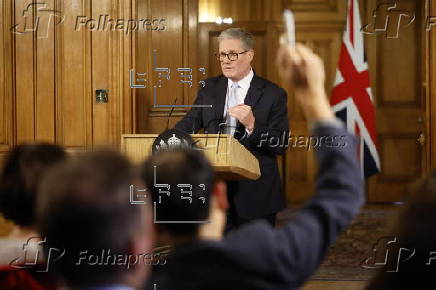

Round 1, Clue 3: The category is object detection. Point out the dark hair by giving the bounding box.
[367,170,436,290]
[0,144,67,227]
[140,148,215,236]
[37,150,147,286]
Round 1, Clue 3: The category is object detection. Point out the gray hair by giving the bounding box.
[218,28,254,50]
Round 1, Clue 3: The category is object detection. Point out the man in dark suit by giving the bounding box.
[175,28,289,229]
[142,43,365,289]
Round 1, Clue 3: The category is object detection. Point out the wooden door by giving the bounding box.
[365,0,428,202]
[135,0,199,134]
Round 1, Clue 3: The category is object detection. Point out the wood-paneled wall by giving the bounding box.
[1,0,135,157]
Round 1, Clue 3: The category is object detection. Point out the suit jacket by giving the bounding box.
[145,125,364,290]
[175,74,290,219]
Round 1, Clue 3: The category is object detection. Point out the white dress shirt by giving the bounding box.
[223,69,254,134]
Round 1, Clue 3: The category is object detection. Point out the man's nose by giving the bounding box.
[222,58,231,65]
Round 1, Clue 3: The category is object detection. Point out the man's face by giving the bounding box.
[218,38,254,81]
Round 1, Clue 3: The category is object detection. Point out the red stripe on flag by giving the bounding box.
[331,44,378,147]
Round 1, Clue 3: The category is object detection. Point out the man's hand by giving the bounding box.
[276,43,334,123]
[228,104,255,131]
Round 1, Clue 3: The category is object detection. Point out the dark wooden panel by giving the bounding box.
[275,0,347,21]
[15,0,36,143]
[149,0,184,113]
[198,0,346,23]
[377,0,422,107]
[286,0,339,11]
[91,0,126,146]
[35,0,56,142]
[430,0,436,169]
[366,0,427,202]
[0,0,13,153]
[136,0,199,134]
[378,135,422,181]
[55,0,92,147]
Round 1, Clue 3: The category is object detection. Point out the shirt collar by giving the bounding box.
[227,68,254,90]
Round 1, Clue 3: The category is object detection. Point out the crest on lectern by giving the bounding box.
[152,128,196,154]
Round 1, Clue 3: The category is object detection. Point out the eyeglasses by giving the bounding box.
[216,50,250,61]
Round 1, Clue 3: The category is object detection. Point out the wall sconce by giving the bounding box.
[215,17,233,24]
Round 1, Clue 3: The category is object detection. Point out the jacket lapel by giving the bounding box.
[234,74,265,139]
[214,73,265,136]
[214,75,228,123]
[244,74,264,109]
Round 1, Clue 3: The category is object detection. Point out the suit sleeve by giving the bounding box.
[226,125,364,287]
[174,89,206,134]
[239,88,289,155]
[271,125,365,285]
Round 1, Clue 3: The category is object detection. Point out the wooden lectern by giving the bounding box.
[121,134,260,180]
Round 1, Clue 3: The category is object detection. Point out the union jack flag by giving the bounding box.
[330,0,380,178]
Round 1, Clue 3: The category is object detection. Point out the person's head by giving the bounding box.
[218,28,254,82]
[367,170,436,290]
[0,143,67,229]
[37,150,152,288]
[140,148,227,242]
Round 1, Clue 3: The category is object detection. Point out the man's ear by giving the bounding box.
[212,180,228,211]
[248,49,255,61]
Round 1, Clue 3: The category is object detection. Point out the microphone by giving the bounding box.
[166,97,178,130]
